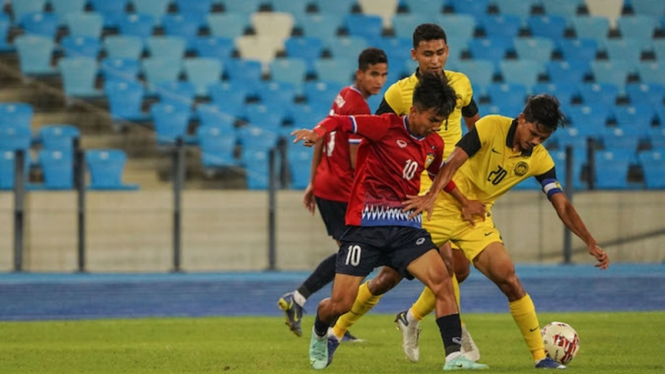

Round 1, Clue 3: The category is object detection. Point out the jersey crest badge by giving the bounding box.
[514,161,529,177]
[425,153,435,168]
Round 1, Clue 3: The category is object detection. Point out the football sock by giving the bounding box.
[331,281,381,337]
[411,274,461,321]
[314,314,329,338]
[298,253,337,301]
[436,314,462,357]
[509,294,546,362]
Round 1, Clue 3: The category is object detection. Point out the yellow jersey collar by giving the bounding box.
[506,119,533,157]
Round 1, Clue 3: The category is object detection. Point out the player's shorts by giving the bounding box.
[423,208,503,262]
[315,197,348,241]
[336,226,437,280]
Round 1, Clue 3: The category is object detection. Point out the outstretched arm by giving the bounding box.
[549,192,609,269]
[302,140,324,214]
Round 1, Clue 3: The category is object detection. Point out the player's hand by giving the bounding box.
[291,129,320,147]
[461,200,486,227]
[402,191,437,221]
[303,184,316,215]
[589,244,609,270]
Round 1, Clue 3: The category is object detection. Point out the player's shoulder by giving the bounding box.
[389,73,419,92]
[477,114,513,127]
[444,70,472,88]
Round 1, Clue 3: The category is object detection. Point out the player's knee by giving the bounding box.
[368,270,400,295]
[497,273,525,300]
[454,261,470,283]
[329,294,355,316]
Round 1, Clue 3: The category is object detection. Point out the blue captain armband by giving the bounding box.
[541,178,563,199]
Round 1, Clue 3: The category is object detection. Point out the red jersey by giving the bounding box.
[313,86,370,202]
[313,113,445,228]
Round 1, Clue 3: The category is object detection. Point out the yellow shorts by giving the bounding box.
[422,208,503,262]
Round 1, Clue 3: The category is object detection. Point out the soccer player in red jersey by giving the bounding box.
[278,48,389,340]
[292,73,489,371]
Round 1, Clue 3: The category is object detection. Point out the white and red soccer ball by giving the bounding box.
[541,322,580,365]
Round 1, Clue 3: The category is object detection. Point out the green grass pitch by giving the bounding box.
[0,312,663,373]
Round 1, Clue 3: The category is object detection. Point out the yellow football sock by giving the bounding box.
[509,294,546,362]
[411,274,461,321]
[332,281,382,337]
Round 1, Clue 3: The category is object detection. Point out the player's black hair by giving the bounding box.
[522,94,566,131]
[413,72,457,118]
[358,47,388,71]
[412,23,447,49]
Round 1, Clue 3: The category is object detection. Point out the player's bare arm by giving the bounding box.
[303,141,324,214]
[549,193,610,269]
[445,187,485,227]
[403,146,470,220]
[292,128,322,147]
[463,112,481,130]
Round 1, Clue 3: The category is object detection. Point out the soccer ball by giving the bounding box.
[541,322,580,365]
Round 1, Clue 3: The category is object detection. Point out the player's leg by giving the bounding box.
[452,244,480,362]
[331,266,402,339]
[471,241,564,369]
[280,198,347,337]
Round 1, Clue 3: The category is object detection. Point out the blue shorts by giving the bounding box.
[316,197,348,241]
[336,226,437,280]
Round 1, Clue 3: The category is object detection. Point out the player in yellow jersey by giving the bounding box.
[401,94,610,369]
[329,23,483,361]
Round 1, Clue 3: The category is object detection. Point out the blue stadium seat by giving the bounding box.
[591,61,632,88]
[175,0,212,20]
[653,39,665,62]
[101,57,140,83]
[546,60,588,85]
[600,127,641,153]
[133,0,171,24]
[154,81,196,107]
[0,14,12,52]
[449,0,490,17]
[238,126,279,151]
[613,104,655,130]
[477,103,523,117]
[143,58,182,90]
[0,103,33,130]
[103,36,144,60]
[196,104,235,131]
[183,57,222,96]
[313,0,358,14]
[299,14,343,48]
[542,0,583,17]
[288,147,312,189]
[493,0,537,17]
[629,0,665,16]
[223,59,263,96]
[477,14,522,39]
[0,150,21,189]
[85,149,137,190]
[328,36,368,60]
[314,59,356,85]
[269,58,307,86]
[344,14,383,40]
[433,14,476,42]
[146,36,186,61]
[38,124,80,152]
[65,12,103,38]
[617,15,658,40]
[514,37,554,63]
[12,0,47,20]
[557,38,598,62]
[105,80,147,121]
[626,83,665,107]
[60,36,100,58]
[550,147,587,190]
[206,13,250,39]
[50,0,87,21]
[485,83,528,107]
[290,103,331,127]
[648,127,665,148]
[456,59,495,86]
[39,149,73,189]
[221,0,263,14]
[527,15,567,39]
[119,13,156,39]
[0,125,32,151]
[578,83,618,107]
[571,16,610,43]
[402,0,444,14]
[468,37,512,62]
[499,60,541,89]
[259,81,298,108]
[163,14,203,49]
[285,37,324,74]
[246,103,289,131]
[531,83,578,106]
[566,105,610,134]
[241,147,270,189]
[656,106,665,126]
[603,38,646,66]
[303,81,344,107]
[593,151,631,189]
[643,162,665,188]
[90,0,129,27]
[208,81,249,119]
[59,57,102,97]
[194,37,234,60]
[198,125,237,168]
[373,36,412,72]
[637,62,665,85]
[20,12,59,39]
[270,0,310,24]
[391,13,431,39]
[151,103,192,144]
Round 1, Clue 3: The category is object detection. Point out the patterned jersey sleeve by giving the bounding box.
[314,114,391,143]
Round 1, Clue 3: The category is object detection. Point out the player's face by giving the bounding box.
[409,106,446,137]
[356,63,389,97]
[516,114,553,151]
[411,39,449,75]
